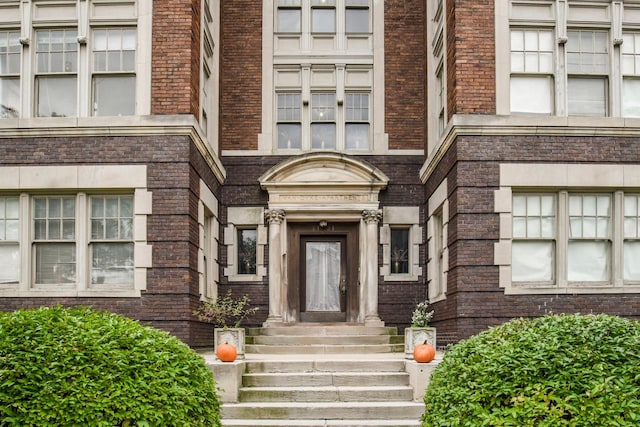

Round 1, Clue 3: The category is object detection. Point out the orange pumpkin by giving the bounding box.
[413,341,436,363]
[216,342,238,362]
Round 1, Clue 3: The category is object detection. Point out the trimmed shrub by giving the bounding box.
[422,314,640,427]
[0,306,221,427]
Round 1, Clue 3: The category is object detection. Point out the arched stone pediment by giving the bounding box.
[259,153,389,211]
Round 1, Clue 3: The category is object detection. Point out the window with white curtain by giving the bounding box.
[622,32,640,117]
[277,92,302,149]
[0,31,20,119]
[512,194,555,282]
[311,92,336,149]
[0,197,19,285]
[624,195,640,282]
[567,31,609,117]
[510,29,554,114]
[345,93,369,150]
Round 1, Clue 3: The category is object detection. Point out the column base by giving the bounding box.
[263,316,284,327]
[364,316,385,327]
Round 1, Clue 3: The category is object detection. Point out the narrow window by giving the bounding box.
[346,0,369,34]
[0,31,20,118]
[35,29,78,117]
[568,194,611,282]
[311,93,336,149]
[311,0,336,34]
[33,196,76,285]
[277,92,302,149]
[512,194,555,282]
[92,28,136,116]
[566,30,609,116]
[390,228,409,274]
[277,0,301,33]
[433,209,445,296]
[345,93,369,149]
[510,29,554,114]
[622,32,640,117]
[0,197,19,284]
[90,196,134,286]
[237,228,257,275]
[436,65,445,133]
[623,195,640,281]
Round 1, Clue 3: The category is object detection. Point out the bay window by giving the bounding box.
[35,29,78,117]
[0,31,20,119]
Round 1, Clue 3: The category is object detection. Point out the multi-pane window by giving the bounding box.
[311,0,336,34]
[0,31,20,119]
[311,93,336,149]
[92,28,136,116]
[33,196,76,285]
[622,32,640,117]
[345,93,369,149]
[623,195,640,281]
[0,197,19,285]
[237,228,257,275]
[512,195,555,282]
[277,93,302,149]
[436,66,445,134]
[345,0,369,33]
[568,195,611,282]
[566,30,609,116]
[510,29,554,114]
[35,29,78,117]
[278,0,302,33]
[90,196,134,286]
[390,228,409,275]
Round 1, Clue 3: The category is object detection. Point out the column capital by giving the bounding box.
[264,209,285,225]
[362,209,382,224]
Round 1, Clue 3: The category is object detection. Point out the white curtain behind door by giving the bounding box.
[306,242,341,311]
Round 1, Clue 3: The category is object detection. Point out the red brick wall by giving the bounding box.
[384,0,427,150]
[152,0,201,115]
[446,0,496,116]
[220,1,262,150]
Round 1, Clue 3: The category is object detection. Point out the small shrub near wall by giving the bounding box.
[422,314,640,427]
[0,306,221,427]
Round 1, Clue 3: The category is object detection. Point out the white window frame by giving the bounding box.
[198,179,219,300]
[427,178,448,302]
[380,206,423,282]
[0,165,151,297]
[0,30,21,119]
[0,196,20,285]
[427,0,447,149]
[223,207,267,282]
[495,163,640,295]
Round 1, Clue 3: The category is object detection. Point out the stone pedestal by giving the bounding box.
[214,328,246,360]
[404,327,437,359]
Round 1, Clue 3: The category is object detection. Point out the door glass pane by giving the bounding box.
[306,242,341,311]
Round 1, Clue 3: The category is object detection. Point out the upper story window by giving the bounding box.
[0,196,19,285]
[35,29,78,117]
[311,0,336,34]
[0,31,20,118]
[345,0,370,33]
[92,28,136,116]
[345,93,369,149]
[311,92,336,149]
[278,0,302,33]
[502,0,640,118]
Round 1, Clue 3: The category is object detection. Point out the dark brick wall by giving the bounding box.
[0,134,222,347]
[427,134,640,342]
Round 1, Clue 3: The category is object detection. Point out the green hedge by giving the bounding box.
[422,314,640,427]
[0,306,221,427]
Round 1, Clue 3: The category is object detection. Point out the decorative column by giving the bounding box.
[362,209,384,326]
[264,209,285,325]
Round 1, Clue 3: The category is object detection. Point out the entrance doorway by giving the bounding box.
[288,222,359,322]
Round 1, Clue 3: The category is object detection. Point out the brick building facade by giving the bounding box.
[1,0,639,347]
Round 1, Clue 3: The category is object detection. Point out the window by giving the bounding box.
[277,92,302,149]
[33,196,76,285]
[311,92,336,149]
[35,29,78,117]
[510,29,554,114]
[622,32,640,117]
[311,0,336,34]
[390,228,409,274]
[512,195,555,282]
[567,30,609,116]
[436,66,445,134]
[237,228,257,275]
[278,0,302,33]
[345,93,369,149]
[624,195,640,282]
[92,28,136,116]
[345,0,369,33]
[0,197,19,285]
[0,31,20,119]
[90,196,134,286]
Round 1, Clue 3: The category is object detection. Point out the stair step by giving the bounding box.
[247,325,398,337]
[243,371,410,387]
[239,385,414,402]
[244,359,407,373]
[222,401,425,420]
[246,344,404,354]
[247,335,403,345]
[222,420,421,427]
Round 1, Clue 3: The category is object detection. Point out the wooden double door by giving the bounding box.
[287,222,359,322]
